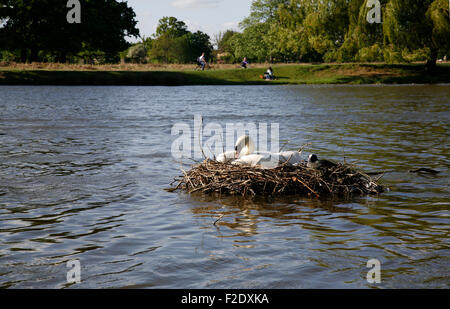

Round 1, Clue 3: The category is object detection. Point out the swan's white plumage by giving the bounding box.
[216,135,254,163]
[233,151,303,168]
[278,151,303,165]
[216,136,303,168]
[232,154,264,167]
[236,135,255,157]
[216,151,237,163]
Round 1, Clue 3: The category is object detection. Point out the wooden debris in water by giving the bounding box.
[169,159,385,198]
[409,168,440,174]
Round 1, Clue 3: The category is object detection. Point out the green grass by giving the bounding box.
[1,63,449,85]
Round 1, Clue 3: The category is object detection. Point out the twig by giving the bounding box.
[298,142,312,153]
[171,152,385,198]
[198,116,207,159]
[214,214,225,225]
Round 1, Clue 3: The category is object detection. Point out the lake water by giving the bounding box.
[0,85,448,289]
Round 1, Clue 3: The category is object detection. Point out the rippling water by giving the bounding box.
[0,85,449,289]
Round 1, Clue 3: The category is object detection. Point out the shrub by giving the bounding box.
[356,44,384,62]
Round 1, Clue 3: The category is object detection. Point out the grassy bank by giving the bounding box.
[0,63,449,86]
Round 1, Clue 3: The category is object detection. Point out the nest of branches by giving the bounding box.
[169,159,385,198]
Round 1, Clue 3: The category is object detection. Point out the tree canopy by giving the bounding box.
[0,0,139,63]
[147,17,213,64]
[224,0,449,67]
[0,1,448,66]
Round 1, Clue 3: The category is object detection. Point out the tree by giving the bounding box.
[334,0,385,62]
[155,16,189,39]
[231,23,271,62]
[0,0,67,62]
[142,37,153,52]
[427,0,450,63]
[0,0,139,63]
[149,33,179,63]
[383,0,448,69]
[235,0,449,66]
[80,0,140,63]
[150,17,189,63]
[240,0,290,28]
[214,30,238,63]
[149,17,213,64]
[188,31,213,61]
[216,30,238,53]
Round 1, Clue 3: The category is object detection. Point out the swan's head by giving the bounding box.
[235,135,255,158]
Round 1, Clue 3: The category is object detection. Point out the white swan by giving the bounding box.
[234,151,303,168]
[217,136,303,168]
[216,135,253,163]
[216,150,237,163]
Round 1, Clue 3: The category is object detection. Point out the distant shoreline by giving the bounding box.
[1,63,449,86]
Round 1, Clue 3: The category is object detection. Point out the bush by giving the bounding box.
[126,44,147,64]
[323,49,339,63]
[334,39,359,62]
[0,50,17,62]
[383,46,405,64]
[402,48,431,62]
[356,44,384,62]
[215,52,236,64]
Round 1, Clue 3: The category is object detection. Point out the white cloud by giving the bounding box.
[171,0,223,9]
[185,20,215,35]
[221,21,239,31]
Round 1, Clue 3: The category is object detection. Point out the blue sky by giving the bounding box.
[126,0,253,41]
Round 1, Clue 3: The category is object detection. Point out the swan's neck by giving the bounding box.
[239,147,252,157]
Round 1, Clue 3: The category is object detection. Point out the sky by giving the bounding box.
[125,0,253,42]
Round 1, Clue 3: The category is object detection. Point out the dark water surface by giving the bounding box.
[0,85,448,288]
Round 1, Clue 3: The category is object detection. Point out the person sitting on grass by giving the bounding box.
[241,57,249,69]
[263,67,276,80]
[197,52,207,71]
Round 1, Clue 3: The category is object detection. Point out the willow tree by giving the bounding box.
[236,0,449,64]
[336,0,387,62]
[266,0,355,62]
[384,0,450,69]
[426,0,450,64]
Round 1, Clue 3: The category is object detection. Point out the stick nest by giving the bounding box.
[169,159,385,198]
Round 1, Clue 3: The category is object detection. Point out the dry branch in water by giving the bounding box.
[169,159,385,198]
